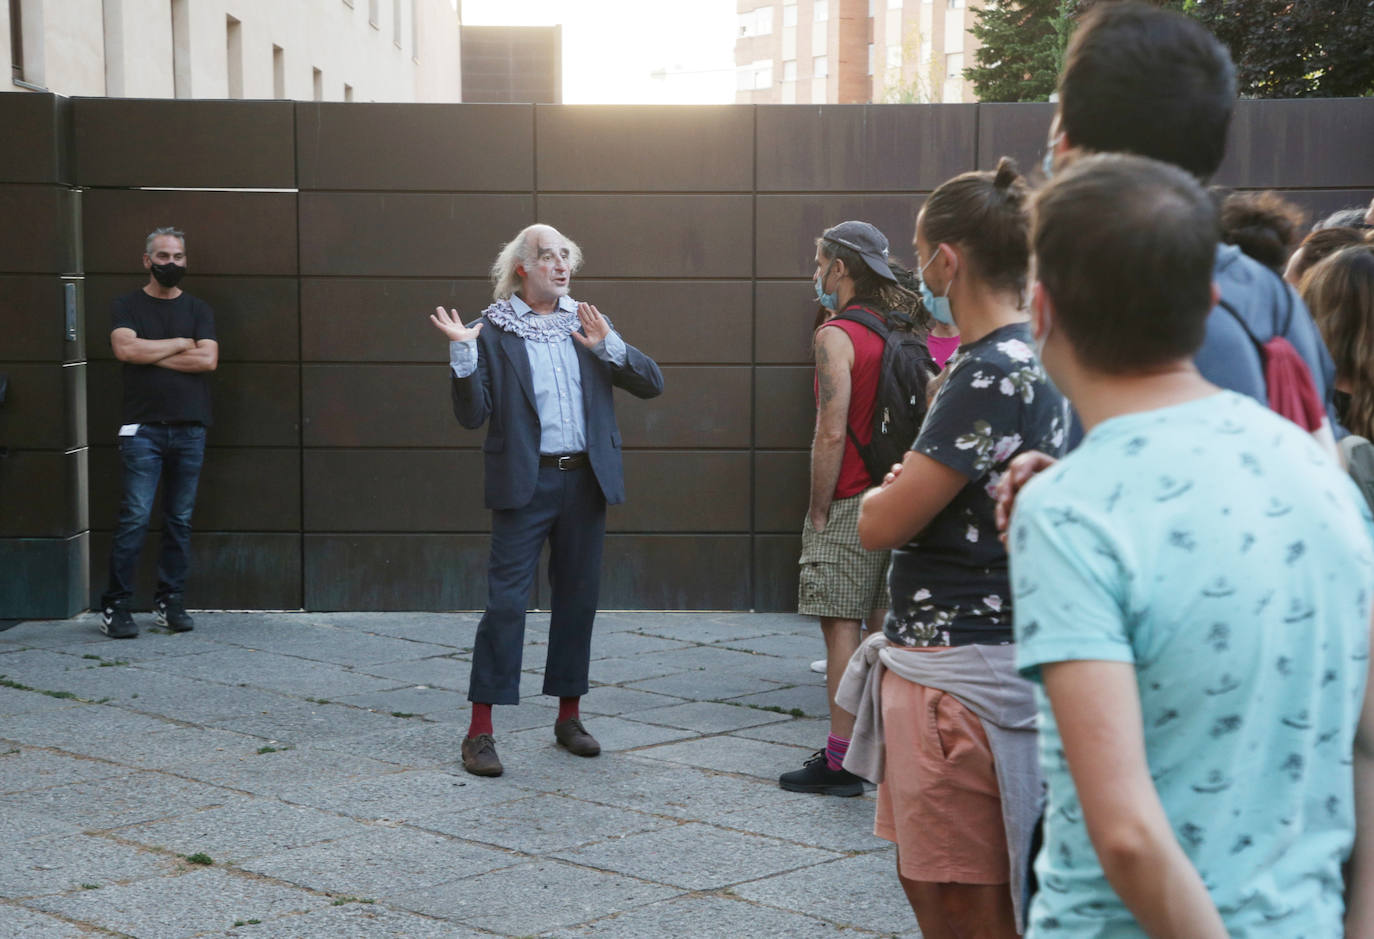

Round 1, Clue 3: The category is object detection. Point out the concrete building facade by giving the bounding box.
[735,0,983,105]
[4,0,462,102]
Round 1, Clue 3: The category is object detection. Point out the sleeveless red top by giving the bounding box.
[816,308,885,499]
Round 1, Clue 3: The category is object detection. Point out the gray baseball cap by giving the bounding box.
[821,220,898,283]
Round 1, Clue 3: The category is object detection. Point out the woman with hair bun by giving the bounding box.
[845,158,1070,937]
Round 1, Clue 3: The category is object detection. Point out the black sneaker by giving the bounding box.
[100,602,137,639]
[779,750,864,796]
[153,595,194,632]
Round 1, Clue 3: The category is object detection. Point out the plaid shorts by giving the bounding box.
[797,493,891,619]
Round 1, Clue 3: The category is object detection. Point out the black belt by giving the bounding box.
[539,452,589,470]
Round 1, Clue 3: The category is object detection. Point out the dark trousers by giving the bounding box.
[101,423,206,607]
[468,464,606,706]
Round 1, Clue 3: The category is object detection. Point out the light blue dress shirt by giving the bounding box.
[449,294,627,455]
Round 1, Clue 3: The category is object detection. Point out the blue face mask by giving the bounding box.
[918,251,954,326]
[1041,147,1055,181]
[814,260,839,312]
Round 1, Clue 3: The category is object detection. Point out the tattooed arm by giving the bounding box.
[808,325,855,532]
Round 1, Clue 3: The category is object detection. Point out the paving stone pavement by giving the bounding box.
[0,611,919,938]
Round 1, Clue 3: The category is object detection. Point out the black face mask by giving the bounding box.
[149,262,186,288]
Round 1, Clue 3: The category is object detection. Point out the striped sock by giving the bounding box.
[825,733,850,772]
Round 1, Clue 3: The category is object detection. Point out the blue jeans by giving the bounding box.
[101,423,206,606]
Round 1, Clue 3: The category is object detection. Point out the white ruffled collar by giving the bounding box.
[482,295,579,342]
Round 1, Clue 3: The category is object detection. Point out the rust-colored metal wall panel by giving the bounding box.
[82,190,298,276]
[537,195,753,279]
[612,451,751,533]
[0,185,78,274]
[89,532,302,610]
[757,105,978,192]
[301,278,492,362]
[753,534,801,612]
[1215,99,1374,190]
[755,194,924,278]
[73,99,295,189]
[614,366,752,449]
[299,192,533,277]
[754,366,814,449]
[599,535,751,610]
[0,362,72,449]
[0,448,86,537]
[304,534,490,610]
[0,93,68,184]
[536,107,755,192]
[0,277,71,361]
[754,450,809,533]
[303,364,477,448]
[296,102,533,192]
[84,275,299,363]
[87,363,299,449]
[303,449,488,532]
[755,281,819,365]
[573,281,753,365]
[88,446,300,533]
[976,102,1056,175]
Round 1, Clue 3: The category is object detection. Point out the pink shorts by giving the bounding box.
[874,667,1010,884]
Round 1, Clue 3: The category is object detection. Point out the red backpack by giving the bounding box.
[1217,284,1326,434]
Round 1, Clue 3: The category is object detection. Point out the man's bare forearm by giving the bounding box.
[156,342,218,373]
[114,336,193,364]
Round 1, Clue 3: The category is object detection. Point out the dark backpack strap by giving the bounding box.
[1217,299,1264,351]
[831,306,891,340]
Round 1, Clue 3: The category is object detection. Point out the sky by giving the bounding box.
[460,0,739,105]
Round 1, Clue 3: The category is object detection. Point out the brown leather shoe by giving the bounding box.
[461,733,503,777]
[554,717,601,757]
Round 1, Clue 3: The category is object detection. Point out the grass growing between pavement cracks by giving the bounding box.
[0,675,108,703]
[331,897,376,906]
[232,919,261,927]
[184,852,214,865]
[82,654,129,667]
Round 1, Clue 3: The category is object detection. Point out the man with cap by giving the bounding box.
[780,220,914,796]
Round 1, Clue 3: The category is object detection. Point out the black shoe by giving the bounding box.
[154,595,194,632]
[554,717,601,757]
[779,750,864,796]
[100,602,137,639]
[461,734,503,777]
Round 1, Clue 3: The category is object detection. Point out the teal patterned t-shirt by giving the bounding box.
[1011,391,1374,937]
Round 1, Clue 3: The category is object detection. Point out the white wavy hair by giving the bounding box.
[490,224,584,301]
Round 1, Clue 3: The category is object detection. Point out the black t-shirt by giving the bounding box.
[886,322,1069,647]
[111,289,216,426]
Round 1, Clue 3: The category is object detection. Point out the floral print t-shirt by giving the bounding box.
[886,322,1069,647]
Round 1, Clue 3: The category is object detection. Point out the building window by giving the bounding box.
[312,67,323,100]
[783,3,797,27]
[867,43,874,75]
[889,0,903,7]
[886,44,902,69]
[948,0,965,7]
[945,51,963,78]
[813,54,828,78]
[225,15,243,98]
[783,59,797,82]
[740,6,774,37]
[736,59,773,91]
[920,39,932,63]
[272,44,285,98]
[814,0,829,22]
[9,0,22,82]
[344,82,354,101]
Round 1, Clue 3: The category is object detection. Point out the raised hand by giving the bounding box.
[430,306,483,342]
[572,302,610,348]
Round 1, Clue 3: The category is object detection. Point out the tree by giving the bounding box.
[1183,0,1374,99]
[965,0,1374,102]
[965,0,1076,102]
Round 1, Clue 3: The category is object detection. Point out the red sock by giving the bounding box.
[558,696,580,722]
[468,702,493,738]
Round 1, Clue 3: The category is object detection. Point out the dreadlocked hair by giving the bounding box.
[816,238,923,330]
